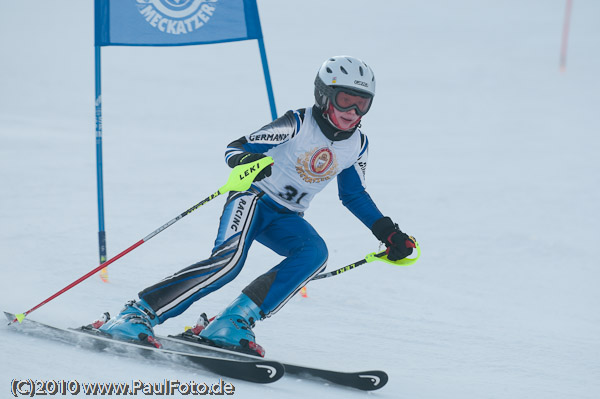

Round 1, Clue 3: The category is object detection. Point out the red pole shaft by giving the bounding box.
[10,189,224,324]
[560,0,573,72]
[11,239,145,323]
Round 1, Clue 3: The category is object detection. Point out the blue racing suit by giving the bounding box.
[139,106,383,322]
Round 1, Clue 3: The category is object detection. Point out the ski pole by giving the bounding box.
[312,238,421,281]
[9,157,274,325]
[190,240,421,325]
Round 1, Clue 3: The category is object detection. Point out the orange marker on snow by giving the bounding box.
[300,286,308,298]
[100,267,109,283]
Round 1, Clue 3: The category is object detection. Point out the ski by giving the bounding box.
[5,311,386,390]
[160,332,388,391]
[4,312,283,384]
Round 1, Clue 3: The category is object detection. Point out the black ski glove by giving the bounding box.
[371,216,416,261]
[229,152,272,182]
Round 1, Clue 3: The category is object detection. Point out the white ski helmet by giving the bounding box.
[314,56,376,115]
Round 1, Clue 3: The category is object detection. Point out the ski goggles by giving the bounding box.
[330,88,373,116]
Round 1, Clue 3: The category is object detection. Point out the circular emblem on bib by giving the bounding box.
[136,0,218,35]
[310,148,334,174]
[296,147,338,183]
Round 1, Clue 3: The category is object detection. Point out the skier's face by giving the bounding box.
[328,105,361,131]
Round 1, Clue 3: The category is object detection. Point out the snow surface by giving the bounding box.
[1,0,599,398]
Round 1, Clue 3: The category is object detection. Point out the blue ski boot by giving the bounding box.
[96,299,161,348]
[199,293,265,357]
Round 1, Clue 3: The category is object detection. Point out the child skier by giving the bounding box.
[96,56,416,355]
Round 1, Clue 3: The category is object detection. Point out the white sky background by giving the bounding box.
[1,1,599,398]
